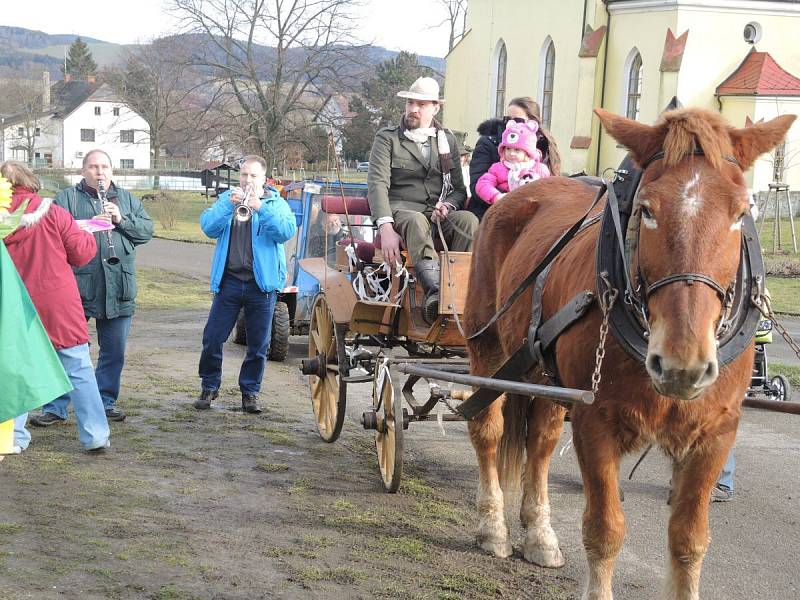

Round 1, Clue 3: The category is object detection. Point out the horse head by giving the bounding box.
[595,108,795,399]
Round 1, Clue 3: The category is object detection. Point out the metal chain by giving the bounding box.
[592,282,619,395]
[754,292,800,360]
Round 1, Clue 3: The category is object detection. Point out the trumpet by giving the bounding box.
[234,182,256,223]
[96,180,120,265]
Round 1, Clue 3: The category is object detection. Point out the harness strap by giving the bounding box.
[457,289,596,420]
[466,182,607,341]
[646,273,726,299]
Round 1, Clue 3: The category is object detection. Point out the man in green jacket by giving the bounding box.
[30,149,153,426]
[367,77,476,323]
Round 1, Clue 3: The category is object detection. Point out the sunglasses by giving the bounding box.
[503,116,528,124]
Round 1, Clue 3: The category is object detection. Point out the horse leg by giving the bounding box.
[573,424,625,600]
[663,436,733,600]
[520,398,567,567]
[468,395,512,558]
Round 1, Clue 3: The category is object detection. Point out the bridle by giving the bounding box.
[597,148,764,366]
[628,150,740,337]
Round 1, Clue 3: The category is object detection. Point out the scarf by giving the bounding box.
[399,117,454,204]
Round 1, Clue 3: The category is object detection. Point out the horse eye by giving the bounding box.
[640,205,654,220]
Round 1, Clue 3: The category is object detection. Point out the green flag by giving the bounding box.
[0,243,72,422]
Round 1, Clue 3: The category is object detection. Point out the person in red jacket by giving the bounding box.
[1,161,110,451]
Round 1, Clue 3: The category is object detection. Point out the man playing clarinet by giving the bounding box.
[29,149,153,427]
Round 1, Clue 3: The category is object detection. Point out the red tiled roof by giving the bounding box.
[717,48,800,96]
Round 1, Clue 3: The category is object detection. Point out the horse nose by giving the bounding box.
[645,352,719,399]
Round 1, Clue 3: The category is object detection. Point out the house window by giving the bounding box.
[495,41,507,118]
[120,159,134,169]
[35,127,41,136]
[113,107,120,116]
[542,41,556,129]
[120,130,135,143]
[81,129,95,142]
[17,127,24,136]
[94,106,101,116]
[626,52,643,121]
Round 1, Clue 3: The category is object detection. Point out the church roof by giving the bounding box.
[716,48,800,96]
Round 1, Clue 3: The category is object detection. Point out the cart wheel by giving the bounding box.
[308,294,347,442]
[769,374,791,402]
[373,366,403,493]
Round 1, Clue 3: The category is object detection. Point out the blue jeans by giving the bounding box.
[717,449,735,492]
[46,344,110,449]
[42,315,132,415]
[199,274,276,395]
[13,413,31,451]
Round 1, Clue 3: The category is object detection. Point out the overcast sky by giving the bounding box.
[5,0,453,58]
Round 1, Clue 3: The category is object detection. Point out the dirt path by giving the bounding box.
[2,241,798,599]
[0,302,576,600]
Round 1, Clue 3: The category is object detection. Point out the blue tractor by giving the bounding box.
[232,181,371,359]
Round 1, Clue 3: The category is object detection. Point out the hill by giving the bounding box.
[0,25,444,79]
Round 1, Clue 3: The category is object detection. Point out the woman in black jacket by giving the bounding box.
[468,97,561,220]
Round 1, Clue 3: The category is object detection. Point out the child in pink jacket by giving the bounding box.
[475,120,551,205]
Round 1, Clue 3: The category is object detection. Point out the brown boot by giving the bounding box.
[194,388,218,410]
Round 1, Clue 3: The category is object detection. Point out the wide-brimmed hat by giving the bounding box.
[397,77,444,103]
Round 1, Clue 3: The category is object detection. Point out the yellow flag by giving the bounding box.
[0,419,13,455]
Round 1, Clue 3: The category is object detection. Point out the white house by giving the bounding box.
[1,76,150,169]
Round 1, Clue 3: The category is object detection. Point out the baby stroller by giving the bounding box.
[747,318,792,401]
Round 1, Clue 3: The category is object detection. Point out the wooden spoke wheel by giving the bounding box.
[373,364,403,493]
[308,294,347,442]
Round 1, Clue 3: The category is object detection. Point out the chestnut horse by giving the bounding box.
[464,108,795,600]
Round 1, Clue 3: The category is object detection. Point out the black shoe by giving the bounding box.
[194,389,218,410]
[105,407,126,422]
[242,393,262,414]
[29,412,66,427]
[415,259,441,324]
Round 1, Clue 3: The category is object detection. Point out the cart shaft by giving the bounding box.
[394,363,594,405]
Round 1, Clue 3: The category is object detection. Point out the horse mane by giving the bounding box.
[658,108,735,170]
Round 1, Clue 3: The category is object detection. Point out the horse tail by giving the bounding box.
[497,393,531,502]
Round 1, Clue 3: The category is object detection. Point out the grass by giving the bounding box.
[770,363,800,387]
[764,276,800,315]
[138,191,213,244]
[757,218,800,257]
[135,267,211,310]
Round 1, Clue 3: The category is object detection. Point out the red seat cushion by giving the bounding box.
[320,195,371,216]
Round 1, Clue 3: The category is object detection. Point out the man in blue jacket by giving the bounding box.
[194,155,297,413]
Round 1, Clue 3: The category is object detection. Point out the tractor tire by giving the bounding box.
[269,301,291,362]
[232,309,247,345]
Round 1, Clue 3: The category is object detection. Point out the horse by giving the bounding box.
[463,107,795,600]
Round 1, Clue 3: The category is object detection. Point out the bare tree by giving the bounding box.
[169,0,364,169]
[435,0,467,53]
[105,37,222,171]
[0,74,57,166]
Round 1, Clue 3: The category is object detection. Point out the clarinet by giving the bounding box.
[96,180,120,265]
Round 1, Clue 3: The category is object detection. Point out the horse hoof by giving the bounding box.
[522,543,565,568]
[478,537,513,558]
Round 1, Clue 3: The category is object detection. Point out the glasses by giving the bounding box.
[503,116,528,124]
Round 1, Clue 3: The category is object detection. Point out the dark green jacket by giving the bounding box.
[367,125,467,221]
[54,182,154,319]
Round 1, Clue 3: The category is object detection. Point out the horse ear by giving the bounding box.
[594,108,660,164]
[729,114,796,170]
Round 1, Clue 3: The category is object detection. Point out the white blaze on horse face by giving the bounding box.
[681,172,703,218]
